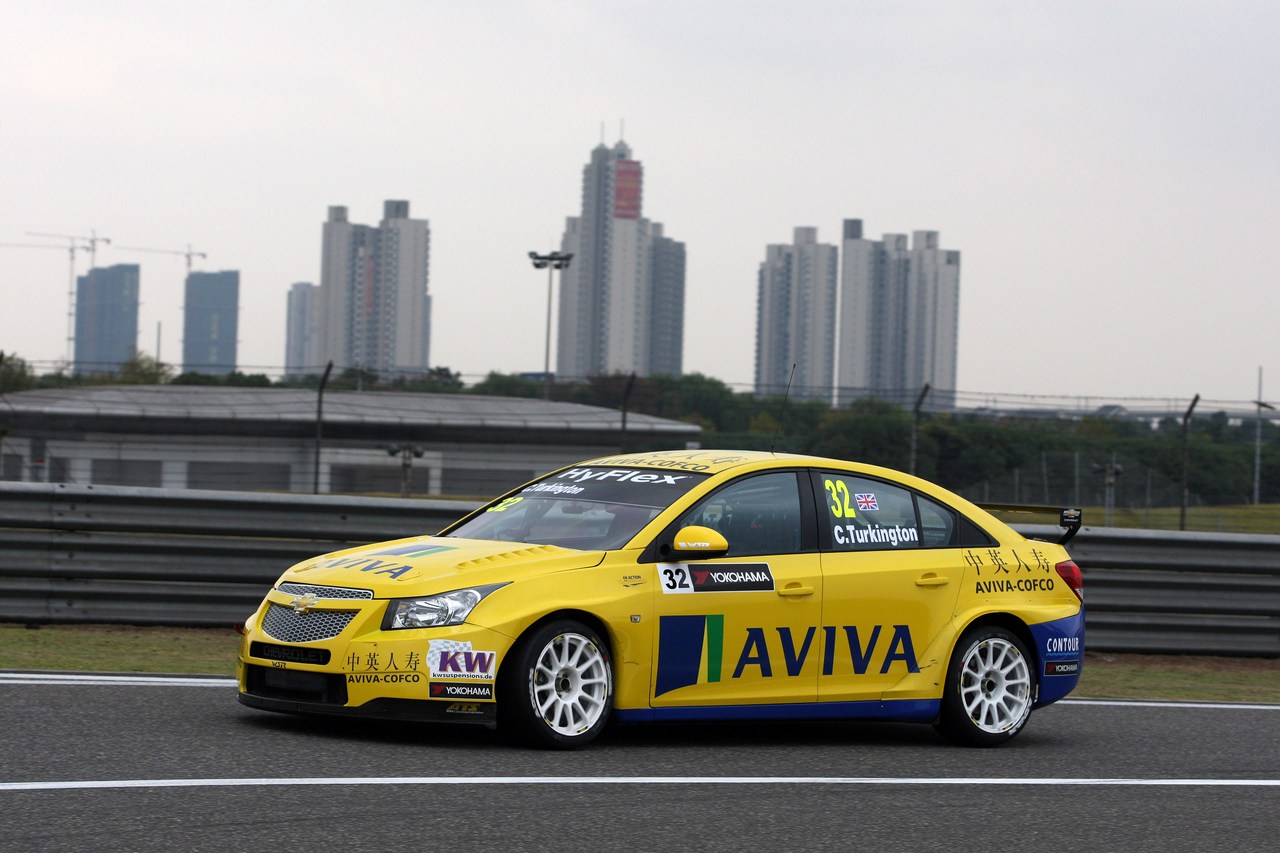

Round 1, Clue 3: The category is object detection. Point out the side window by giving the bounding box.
[817,472,921,551]
[916,495,957,548]
[678,472,802,557]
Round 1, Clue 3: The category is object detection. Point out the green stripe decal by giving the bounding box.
[706,614,724,683]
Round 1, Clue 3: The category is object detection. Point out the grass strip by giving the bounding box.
[1,624,1277,703]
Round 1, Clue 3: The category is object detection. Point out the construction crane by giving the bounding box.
[114,244,207,274]
[28,230,112,268]
[9,231,112,368]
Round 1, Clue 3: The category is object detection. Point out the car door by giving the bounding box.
[650,470,823,708]
[811,469,965,702]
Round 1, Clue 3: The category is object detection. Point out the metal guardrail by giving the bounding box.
[1015,524,1279,656]
[0,482,474,627]
[1,483,1277,656]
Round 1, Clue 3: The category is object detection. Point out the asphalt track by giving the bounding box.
[1,673,1277,852]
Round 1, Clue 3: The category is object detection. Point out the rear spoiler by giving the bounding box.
[978,504,1083,546]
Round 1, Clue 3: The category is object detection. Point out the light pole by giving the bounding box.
[1092,454,1124,526]
[909,383,930,475]
[314,360,333,494]
[1254,367,1273,505]
[528,250,573,399]
[387,443,424,498]
[1180,393,1199,531]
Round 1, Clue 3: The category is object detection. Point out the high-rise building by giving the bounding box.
[557,140,685,379]
[284,282,319,377]
[648,224,686,377]
[74,264,139,374]
[315,201,431,377]
[182,270,239,375]
[754,227,838,401]
[837,219,959,407]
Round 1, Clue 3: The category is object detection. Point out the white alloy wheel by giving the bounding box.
[529,630,611,736]
[937,626,1035,746]
[500,619,613,748]
[958,636,1032,733]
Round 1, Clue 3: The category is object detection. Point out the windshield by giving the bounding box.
[446,465,710,550]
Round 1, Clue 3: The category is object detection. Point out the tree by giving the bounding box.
[389,367,464,393]
[117,352,174,385]
[468,372,544,398]
[810,398,912,469]
[0,352,37,393]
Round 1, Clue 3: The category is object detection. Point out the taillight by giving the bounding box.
[1055,560,1084,602]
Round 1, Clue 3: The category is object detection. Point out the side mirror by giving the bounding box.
[671,525,729,560]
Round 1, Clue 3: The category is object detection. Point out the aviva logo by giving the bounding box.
[655,615,919,697]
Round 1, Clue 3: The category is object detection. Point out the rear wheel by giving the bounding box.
[499,620,612,749]
[936,626,1035,747]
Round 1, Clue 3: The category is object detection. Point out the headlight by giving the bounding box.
[383,583,507,630]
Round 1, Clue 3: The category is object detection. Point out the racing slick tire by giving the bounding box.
[936,625,1035,747]
[498,619,613,749]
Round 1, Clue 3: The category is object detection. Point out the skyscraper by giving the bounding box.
[648,224,686,377]
[74,264,139,374]
[182,270,239,375]
[754,227,838,401]
[557,140,685,379]
[316,201,431,377]
[837,219,959,407]
[284,281,319,377]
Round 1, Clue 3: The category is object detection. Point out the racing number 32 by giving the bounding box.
[824,479,857,519]
[662,565,694,593]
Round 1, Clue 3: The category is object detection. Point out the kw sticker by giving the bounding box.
[427,639,496,681]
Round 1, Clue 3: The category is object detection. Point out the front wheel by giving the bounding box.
[936,626,1035,747]
[499,620,613,749]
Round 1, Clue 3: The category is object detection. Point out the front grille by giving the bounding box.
[262,603,357,643]
[278,582,374,600]
[246,665,347,705]
[250,641,331,665]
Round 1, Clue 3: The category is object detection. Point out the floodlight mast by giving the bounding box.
[528,250,573,400]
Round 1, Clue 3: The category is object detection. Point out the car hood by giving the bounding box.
[278,535,606,597]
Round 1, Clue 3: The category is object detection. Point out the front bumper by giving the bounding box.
[238,665,496,725]
[237,588,512,726]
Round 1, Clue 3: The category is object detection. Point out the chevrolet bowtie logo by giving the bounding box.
[289,592,321,613]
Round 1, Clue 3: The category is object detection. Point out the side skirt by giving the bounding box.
[614,699,939,725]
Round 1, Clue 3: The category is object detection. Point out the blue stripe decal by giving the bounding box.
[616,699,939,725]
[1029,611,1085,707]
[654,615,708,697]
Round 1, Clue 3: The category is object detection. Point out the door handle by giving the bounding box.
[777,585,815,597]
[915,574,950,587]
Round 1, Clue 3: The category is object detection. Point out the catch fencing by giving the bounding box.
[1,482,1276,657]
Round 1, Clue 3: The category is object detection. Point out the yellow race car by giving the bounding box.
[238,450,1084,748]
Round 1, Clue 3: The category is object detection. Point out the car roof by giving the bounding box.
[582,449,836,476]
[564,449,1024,542]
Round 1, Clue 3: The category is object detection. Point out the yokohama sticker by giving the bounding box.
[431,682,494,700]
[659,563,775,593]
[1044,659,1080,676]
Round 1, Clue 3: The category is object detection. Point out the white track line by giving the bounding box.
[2,675,1277,710]
[0,673,234,687]
[1059,698,1280,711]
[2,776,1278,792]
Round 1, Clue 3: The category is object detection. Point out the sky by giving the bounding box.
[2,1,1277,410]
